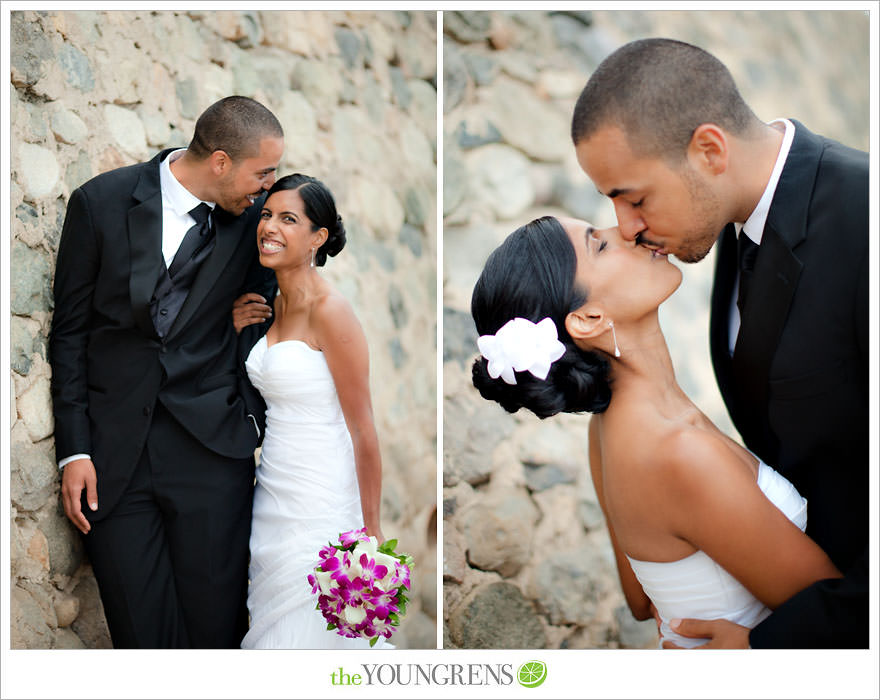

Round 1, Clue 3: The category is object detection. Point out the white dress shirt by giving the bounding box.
[159,148,216,266]
[727,118,795,355]
[59,150,216,469]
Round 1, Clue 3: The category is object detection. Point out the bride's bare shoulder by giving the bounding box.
[652,425,756,502]
[310,286,356,324]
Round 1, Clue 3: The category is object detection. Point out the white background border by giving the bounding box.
[3,2,878,699]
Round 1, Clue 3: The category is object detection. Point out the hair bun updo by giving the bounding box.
[320,214,346,264]
[471,216,612,419]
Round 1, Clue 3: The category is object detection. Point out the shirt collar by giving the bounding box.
[159,149,216,216]
[737,118,795,244]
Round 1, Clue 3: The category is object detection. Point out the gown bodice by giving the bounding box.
[625,461,807,648]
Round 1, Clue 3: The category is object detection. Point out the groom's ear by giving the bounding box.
[208,149,232,176]
[687,124,729,176]
[565,305,605,342]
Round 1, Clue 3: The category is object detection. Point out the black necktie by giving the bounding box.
[736,233,759,315]
[168,203,213,278]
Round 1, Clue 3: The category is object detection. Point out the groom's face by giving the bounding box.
[215,136,284,216]
[575,125,723,263]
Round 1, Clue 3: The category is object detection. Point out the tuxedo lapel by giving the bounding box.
[730,120,818,398]
[709,222,737,399]
[128,154,168,339]
[722,121,820,454]
[166,205,248,340]
[731,225,803,404]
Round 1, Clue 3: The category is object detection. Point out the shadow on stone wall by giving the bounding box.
[10,9,437,649]
[441,9,868,649]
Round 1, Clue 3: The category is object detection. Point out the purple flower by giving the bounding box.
[322,551,354,582]
[391,562,411,589]
[337,576,368,608]
[321,555,343,574]
[368,616,394,638]
[359,553,389,585]
[339,527,370,547]
[364,587,398,619]
[318,544,338,561]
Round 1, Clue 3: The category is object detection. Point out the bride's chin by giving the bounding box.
[658,273,683,306]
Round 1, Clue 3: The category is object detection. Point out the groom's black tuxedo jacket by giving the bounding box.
[50,149,273,522]
[709,121,868,647]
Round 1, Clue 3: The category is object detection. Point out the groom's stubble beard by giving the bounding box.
[671,165,724,264]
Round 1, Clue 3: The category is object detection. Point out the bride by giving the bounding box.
[470,215,840,648]
[233,174,388,649]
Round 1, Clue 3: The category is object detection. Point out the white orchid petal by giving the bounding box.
[477,335,496,356]
[315,569,333,596]
[500,365,517,385]
[478,316,565,386]
[535,317,556,337]
[528,359,551,380]
[352,539,378,562]
[343,605,367,625]
[509,347,534,372]
[373,551,399,575]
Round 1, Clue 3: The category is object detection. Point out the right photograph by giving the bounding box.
[442,10,869,650]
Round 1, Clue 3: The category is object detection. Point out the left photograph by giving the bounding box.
[9,9,437,649]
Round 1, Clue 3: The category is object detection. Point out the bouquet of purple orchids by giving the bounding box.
[307,527,413,646]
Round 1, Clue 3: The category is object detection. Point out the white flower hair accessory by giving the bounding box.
[477,317,566,385]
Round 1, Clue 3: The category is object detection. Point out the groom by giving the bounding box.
[571,39,867,648]
[50,96,283,648]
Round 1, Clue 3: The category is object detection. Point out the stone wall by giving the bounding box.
[9,9,437,649]
[442,10,869,648]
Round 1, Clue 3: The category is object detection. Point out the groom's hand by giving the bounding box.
[232,293,272,334]
[662,618,750,649]
[61,458,98,535]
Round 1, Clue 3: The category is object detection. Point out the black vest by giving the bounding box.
[150,238,216,338]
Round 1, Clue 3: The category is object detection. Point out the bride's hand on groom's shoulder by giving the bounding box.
[662,618,750,649]
[232,293,272,334]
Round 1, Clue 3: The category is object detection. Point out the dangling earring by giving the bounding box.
[309,248,316,268]
[609,321,621,358]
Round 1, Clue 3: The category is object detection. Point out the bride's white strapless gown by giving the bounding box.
[626,461,808,648]
[241,336,388,649]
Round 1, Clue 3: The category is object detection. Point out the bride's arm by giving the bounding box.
[659,429,841,609]
[589,416,653,621]
[312,295,384,543]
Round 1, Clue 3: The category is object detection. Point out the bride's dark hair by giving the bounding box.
[267,174,346,266]
[471,216,611,418]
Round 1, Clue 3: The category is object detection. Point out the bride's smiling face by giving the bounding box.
[558,216,682,321]
[256,187,326,269]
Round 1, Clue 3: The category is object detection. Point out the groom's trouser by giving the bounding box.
[83,402,255,648]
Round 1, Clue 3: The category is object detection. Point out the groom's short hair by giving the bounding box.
[571,38,759,163]
[188,95,283,162]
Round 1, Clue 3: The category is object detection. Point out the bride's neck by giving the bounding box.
[604,314,691,413]
[274,266,322,309]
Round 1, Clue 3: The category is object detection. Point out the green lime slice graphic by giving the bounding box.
[517,660,547,688]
